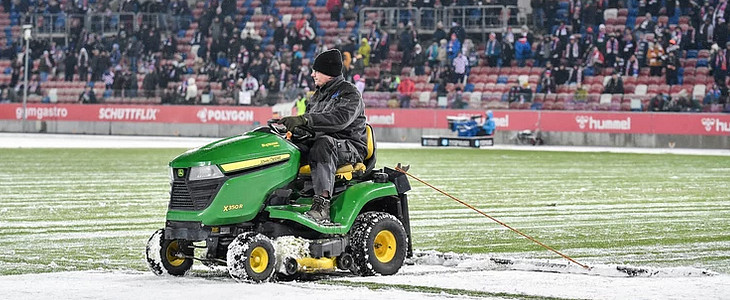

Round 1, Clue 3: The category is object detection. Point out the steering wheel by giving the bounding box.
[267,119,315,142]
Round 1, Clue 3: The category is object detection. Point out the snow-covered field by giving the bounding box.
[2,133,729,299]
[2,254,729,300]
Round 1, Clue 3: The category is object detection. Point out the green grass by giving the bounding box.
[1,148,729,276]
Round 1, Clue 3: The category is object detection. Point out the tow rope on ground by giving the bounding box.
[395,165,591,270]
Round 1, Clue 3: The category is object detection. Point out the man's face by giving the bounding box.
[311,69,333,87]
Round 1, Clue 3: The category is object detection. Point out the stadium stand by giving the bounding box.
[0,0,726,113]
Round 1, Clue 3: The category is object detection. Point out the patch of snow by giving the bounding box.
[0,271,493,300]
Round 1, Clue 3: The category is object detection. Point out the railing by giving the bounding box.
[25,13,161,40]
[358,5,526,38]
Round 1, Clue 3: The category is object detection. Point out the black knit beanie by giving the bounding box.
[312,49,343,77]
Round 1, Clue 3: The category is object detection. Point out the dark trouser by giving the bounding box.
[666,70,678,85]
[305,136,362,197]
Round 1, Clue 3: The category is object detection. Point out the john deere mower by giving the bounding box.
[145,121,412,282]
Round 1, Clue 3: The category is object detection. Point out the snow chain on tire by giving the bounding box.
[227,232,277,283]
[349,211,408,276]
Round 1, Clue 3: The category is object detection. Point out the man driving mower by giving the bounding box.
[277,49,367,224]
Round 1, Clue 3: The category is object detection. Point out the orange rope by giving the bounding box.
[395,166,590,269]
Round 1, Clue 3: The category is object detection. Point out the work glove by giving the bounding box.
[279,115,307,131]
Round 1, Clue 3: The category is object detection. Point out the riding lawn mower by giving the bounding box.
[145,121,413,282]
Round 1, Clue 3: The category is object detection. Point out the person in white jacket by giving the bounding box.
[185,77,198,104]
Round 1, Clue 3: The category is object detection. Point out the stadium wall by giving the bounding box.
[0,104,728,149]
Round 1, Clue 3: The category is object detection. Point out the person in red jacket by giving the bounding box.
[397,77,415,108]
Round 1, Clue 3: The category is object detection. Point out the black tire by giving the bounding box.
[227,232,277,283]
[349,212,408,276]
[145,229,194,276]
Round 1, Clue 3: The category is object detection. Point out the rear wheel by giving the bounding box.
[227,232,277,283]
[349,212,408,276]
[145,229,194,276]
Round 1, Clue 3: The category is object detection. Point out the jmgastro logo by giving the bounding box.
[575,115,631,130]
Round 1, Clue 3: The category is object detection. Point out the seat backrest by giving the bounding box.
[693,84,706,99]
[634,84,647,95]
[600,94,612,104]
[604,8,618,20]
[365,124,375,160]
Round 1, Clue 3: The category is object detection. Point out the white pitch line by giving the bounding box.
[1,132,729,155]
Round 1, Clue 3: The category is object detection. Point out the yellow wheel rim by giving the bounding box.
[249,246,269,274]
[373,230,397,263]
[165,241,185,267]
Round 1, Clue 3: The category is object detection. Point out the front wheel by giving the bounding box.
[145,229,194,276]
[349,212,408,276]
[227,232,277,283]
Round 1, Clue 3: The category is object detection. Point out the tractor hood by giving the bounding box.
[170,131,298,169]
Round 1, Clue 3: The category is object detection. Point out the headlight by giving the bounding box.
[189,165,224,181]
[169,167,174,183]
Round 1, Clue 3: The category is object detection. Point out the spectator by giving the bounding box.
[357,38,371,67]
[564,35,581,66]
[665,51,680,85]
[698,18,713,50]
[704,84,722,104]
[534,36,550,67]
[64,50,77,82]
[501,34,514,67]
[449,22,466,44]
[549,35,562,66]
[185,77,198,103]
[437,39,448,67]
[326,0,341,21]
[648,93,667,111]
[412,44,427,76]
[711,42,729,86]
[623,54,640,77]
[451,87,467,109]
[433,22,447,45]
[397,77,415,108]
[78,85,97,104]
[586,46,605,75]
[539,69,556,93]
[38,51,54,82]
[515,37,532,67]
[647,42,665,76]
[112,66,125,97]
[200,84,217,105]
[354,74,366,95]
[605,34,619,67]
[124,71,138,98]
[143,67,158,98]
[603,72,624,94]
[78,48,90,82]
[242,72,259,104]
[103,67,115,90]
[485,33,501,67]
[574,83,588,102]
[452,52,468,84]
[447,33,461,62]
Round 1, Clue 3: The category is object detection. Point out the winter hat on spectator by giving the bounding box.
[312,49,343,77]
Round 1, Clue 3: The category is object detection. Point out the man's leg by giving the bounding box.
[306,136,359,223]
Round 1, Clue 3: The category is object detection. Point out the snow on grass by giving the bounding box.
[1,133,730,298]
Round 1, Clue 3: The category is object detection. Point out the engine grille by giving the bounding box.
[169,180,222,211]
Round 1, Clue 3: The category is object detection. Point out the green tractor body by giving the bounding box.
[146,126,412,282]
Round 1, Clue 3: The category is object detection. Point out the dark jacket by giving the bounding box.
[304,75,367,159]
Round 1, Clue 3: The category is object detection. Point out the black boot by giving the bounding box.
[306,195,331,223]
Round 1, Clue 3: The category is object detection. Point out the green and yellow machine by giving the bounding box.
[145,122,412,282]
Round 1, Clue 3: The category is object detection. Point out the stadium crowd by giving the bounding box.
[0,0,727,113]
